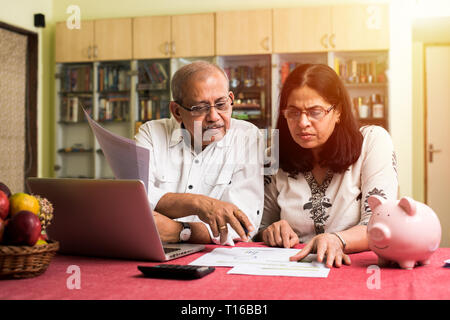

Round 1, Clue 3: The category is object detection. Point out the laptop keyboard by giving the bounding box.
[163,247,179,254]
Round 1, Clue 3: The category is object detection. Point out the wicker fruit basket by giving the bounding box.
[0,240,59,279]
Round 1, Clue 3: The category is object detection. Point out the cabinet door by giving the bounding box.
[94,18,132,61]
[171,13,215,58]
[332,4,389,51]
[55,21,94,63]
[273,7,332,53]
[133,16,171,59]
[216,10,272,55]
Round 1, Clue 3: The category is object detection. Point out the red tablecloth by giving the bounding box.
[1,242,449,300]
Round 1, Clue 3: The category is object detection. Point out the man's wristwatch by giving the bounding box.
[179,222,191,242]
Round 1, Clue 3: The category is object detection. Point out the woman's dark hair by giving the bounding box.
[277,63,363,175]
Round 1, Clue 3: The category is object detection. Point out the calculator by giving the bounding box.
[137,264,215,279]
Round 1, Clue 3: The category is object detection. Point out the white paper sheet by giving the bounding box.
[228,262,330,278]
[83,109,150,191]
[189,247,330,278]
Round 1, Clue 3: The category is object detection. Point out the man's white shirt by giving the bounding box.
[135,117,264,245]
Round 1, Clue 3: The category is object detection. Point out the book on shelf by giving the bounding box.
[61,96,92,122]
[98,65,130,92]
[99,95,130,121]
[139,62,169,85]
[61,65,92,92]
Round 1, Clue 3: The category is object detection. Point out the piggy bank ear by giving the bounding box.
[398,196,417,216]
[368,195,385,211]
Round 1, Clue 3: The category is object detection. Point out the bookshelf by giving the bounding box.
[332,51,389,130]
[55,63,95,179]
[54,52,389,178]
[135,59,171,134]
[217,54,272,130]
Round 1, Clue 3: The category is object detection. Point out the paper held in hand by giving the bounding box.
[83,108,150,191]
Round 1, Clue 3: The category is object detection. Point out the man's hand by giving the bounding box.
[192,194,254,244]
[153,211,182,243]
[262,220,299,248]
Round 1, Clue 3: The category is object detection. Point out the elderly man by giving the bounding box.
[135,61,264,245]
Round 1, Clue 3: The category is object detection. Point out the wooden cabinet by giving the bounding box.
[216,10,272,55]
[331,5,389,51]
[55,20,94,63]
[94,18,132,61]
[55,18,132,62]
[273,7,331,53]
[133,16,172,59]
[171,13,215,58]
[273,4,389,53]
[133,13,215,59]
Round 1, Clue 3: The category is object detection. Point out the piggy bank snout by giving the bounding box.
[369,223,391,243]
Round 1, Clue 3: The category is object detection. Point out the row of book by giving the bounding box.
[98,65,131,92]
[139,98,170,121]
[98,96,130,121]
[60,96,92,122]
[60,66,93,92]
[138,62,169,85]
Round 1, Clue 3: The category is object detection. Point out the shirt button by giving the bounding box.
[257,210,260,215]
[188,185,193,189]
[194,159,199,164]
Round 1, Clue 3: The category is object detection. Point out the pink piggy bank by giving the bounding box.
[367,195,441,270]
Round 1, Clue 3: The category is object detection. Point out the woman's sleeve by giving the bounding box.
[259,174,281,232]
[359,126,399,225]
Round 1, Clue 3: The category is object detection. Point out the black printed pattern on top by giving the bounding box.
[303,170,334,235]
[364,187,387,214]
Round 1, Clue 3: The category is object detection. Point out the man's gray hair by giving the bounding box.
[171,61,229,104]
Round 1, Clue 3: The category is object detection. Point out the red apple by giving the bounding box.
[4,210,41,246]
[0,218,8,243]
[0,182,11,198]
[0,190,10,220]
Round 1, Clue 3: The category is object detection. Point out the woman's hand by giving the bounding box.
[262,220,299,248]
[289,233,351,268]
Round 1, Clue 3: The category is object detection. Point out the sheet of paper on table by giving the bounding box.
[189,247,330,278]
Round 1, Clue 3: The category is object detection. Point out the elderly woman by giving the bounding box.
[259,64,398,268]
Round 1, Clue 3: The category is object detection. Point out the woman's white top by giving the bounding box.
[261,125,399,243]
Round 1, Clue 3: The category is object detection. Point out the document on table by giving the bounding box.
[83,109,150,192]
[189,247,330,278]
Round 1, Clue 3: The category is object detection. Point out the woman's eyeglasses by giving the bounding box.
[283,105,334,122]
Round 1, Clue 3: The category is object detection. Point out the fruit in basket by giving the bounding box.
[9,193,40,217]
[34,195,54,232]
[4,210,41,246]
[0,182,11,198]
[0,218,8,243]
[0,190,9,220]
[35,234,48,245]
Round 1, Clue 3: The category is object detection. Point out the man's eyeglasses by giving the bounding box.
[175,95,233,117]
[283,105,335,122]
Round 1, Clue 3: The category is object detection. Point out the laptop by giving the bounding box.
[27,178,205,261]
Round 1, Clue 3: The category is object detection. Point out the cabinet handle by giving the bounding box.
[260,36,270,51]
[87,45,92,59]
[164,41,169,55]
[320,34,328,49]
[93,45,98,59]
[171,41,176,55]
[329,33,336,49]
